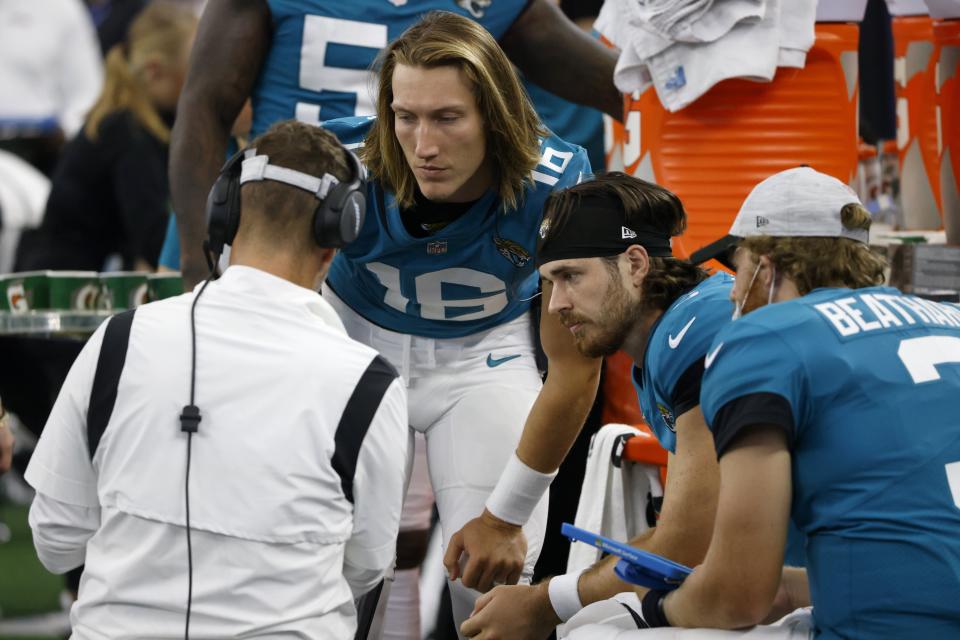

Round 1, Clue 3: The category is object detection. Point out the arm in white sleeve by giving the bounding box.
[24,323,104,569]
[57,0,104,137]
[344,565,387,600]
[28,492,101,574]
[344,378,409,599]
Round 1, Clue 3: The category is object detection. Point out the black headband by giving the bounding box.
[536,193,674,267]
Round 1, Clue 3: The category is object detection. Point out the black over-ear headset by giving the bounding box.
[205,143,367,258]
[179,143,366,639]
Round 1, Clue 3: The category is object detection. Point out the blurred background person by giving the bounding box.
[15,1,197,274]
[0,0,103,177]
[523,0,607,173]
[85,0,150,56]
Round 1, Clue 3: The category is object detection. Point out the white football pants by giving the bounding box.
[324,286,549,639]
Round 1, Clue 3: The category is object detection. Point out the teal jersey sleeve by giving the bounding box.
[632,272,734,452]
[157,213,180,271]
[701,287,960,639]
[525,81,605,171]
[320,115,374,148]
[161,138,242,270]
[700,305,809,454]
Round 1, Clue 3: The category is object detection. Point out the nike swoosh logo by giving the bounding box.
[705,342,724,369]
[487,354,521,368]
[667,317,696,349]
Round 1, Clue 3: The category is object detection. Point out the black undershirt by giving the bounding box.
[670,357,706,419]
[400,190,479,237]
[711,392,795,458]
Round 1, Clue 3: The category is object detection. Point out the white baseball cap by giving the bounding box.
[690,167,867,266]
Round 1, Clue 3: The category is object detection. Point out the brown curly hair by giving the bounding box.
[239,121,352,253]
[739,204,887,295]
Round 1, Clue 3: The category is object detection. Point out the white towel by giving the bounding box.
[644,0,781,110]
[887,0,931,15]
[778,0,817,68]
[924,0,960,18]
[597,0,760,61]
[567,424,662,573]
[0,150,50,273]
[623,453,663,539]
[596,0,818,111]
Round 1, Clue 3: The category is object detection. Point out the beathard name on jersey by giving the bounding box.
[815,292,960,337]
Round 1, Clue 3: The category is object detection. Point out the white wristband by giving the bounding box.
[547,569,586,622]
[485,452,557,526]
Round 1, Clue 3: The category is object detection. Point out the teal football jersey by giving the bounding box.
[632,272,734,453]
[252,0,528,135]
[630,271,807,567]
[702,287,960,639]
[323,116,590,338]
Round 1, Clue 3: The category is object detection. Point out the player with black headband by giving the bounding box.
[462,171,735,639]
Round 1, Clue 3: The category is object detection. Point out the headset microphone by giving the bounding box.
[179,273,212,640]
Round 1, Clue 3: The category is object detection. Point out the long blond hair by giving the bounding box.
[84,2,196,143]
[361,11,546,210]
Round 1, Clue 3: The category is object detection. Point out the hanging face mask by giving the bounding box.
[766,265,777,306]
[732,262,761,321]
[732,262,778,320]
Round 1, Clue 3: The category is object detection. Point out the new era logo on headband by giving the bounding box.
[756,216,770,228]
[535,197,674,268]
[539,218,552,239]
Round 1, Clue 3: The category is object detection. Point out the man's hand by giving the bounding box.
[444,509,527,593]
[461,581,560,639]
[0,410,14,475]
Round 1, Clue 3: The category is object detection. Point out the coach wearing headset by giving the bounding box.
[24,120,409,638]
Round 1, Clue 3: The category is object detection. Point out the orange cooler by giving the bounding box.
[599,24,860,465]
[606,24,859,260]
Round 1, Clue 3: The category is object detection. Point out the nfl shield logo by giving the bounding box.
[427,240,448,255]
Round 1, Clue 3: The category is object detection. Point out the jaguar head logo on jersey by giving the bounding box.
[495,237,532,267]
[455,0,492,19]
[657,402,676,432]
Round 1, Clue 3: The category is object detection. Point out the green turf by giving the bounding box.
[0,503,63,638]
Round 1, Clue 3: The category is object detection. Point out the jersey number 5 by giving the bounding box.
[297,16,388,122]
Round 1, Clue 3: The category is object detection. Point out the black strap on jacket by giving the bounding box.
[87,309,136,460]
[332,354,398,504]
